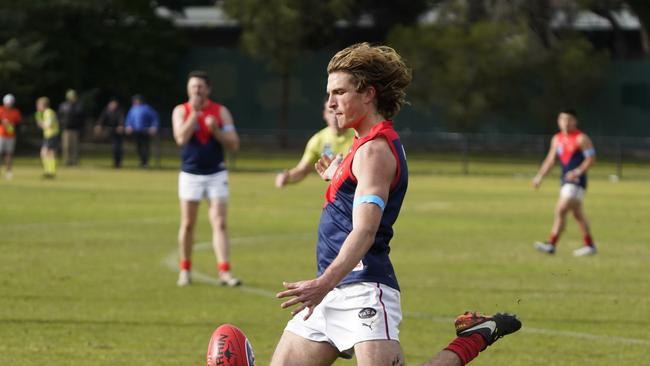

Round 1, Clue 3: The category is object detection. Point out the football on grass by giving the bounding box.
[207,324,255,366]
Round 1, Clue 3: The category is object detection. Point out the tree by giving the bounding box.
[223,0,352,147]
[579,0,650,58]
[0,0,184,117]
[222,0,434,146]
[388,0,609,132]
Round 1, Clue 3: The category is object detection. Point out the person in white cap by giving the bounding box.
[0,94,23,179]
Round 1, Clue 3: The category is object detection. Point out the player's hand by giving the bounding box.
[189,95,203,111]
[316,153,342,181]
[277,278,332,320]
[205,115,216,130]
[275,170,289,188]
[125,126,133,135]
[148,127,157,136]
[93,125,102,136]
[565,169,581,183]
[532,175,542,189]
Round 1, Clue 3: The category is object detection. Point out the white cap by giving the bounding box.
[3,94,15,106]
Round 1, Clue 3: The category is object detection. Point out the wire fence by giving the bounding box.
[13,127,650,180]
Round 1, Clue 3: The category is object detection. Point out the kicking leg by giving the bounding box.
[422,312,522,366]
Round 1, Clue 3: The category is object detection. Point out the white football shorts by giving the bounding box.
[560,183,585,201]
[178,170,229,202]
[284,282,402,358]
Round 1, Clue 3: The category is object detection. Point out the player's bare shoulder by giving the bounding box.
[219,104,235,126]
[577,132,594,147]
[172,104,187,124]
[353,138,396,178]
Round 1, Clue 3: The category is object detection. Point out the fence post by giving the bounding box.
[461,134,469,175]
[228,151,237,171]
[616,138,622,179]
[154,133,161,169]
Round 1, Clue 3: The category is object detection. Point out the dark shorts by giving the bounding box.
[42,136,59,149]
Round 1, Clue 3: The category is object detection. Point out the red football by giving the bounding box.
[207,324,255,366]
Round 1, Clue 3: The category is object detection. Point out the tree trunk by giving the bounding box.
[627,1,650,57]
[592,7,627,58]
[467,0,486,23]
[526,0,553,48]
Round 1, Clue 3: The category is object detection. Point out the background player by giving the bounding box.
[275,99,354,188]
[172,70,241,287]
[532,108,597,257]
[35,97,59,178]
[0,94,22,179]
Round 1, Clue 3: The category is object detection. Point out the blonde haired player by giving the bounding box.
[270,43,520,366]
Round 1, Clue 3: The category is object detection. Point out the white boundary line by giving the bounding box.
[405,311,650,346]
[0,217,177,230]
[162,241,650,347]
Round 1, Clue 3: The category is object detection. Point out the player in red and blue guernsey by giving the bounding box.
[171,70,241,287]
[533,109,597,257]
[271,43,521,366]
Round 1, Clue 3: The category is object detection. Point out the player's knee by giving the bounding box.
[179,219,195,232]
[210,215,227,231]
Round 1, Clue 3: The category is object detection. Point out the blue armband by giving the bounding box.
[222,124,235,132]
[583,148,595,158]
[353,195,385,211]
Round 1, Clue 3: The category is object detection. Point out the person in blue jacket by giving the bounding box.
[125,94,159,168]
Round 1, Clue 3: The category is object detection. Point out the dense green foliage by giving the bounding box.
[0,0,184,113]
[1,156,649,365]
[388,3,609,132]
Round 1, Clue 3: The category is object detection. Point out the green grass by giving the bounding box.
[1,155,649,365]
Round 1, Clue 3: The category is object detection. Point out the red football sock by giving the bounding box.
[180,260,191,271]
[583,234,594,247]
[444,334,487,365]
[549,233,559,245]
[218,262,230,273]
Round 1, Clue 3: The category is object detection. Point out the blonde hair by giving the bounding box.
[327,43,412,119]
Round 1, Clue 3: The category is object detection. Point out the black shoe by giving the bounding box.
[455,311,522,347]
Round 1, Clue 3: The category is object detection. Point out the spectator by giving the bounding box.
[94,98,125,168]
[58,89,84,166]
[0,94,22,179]
[125,94,159,168]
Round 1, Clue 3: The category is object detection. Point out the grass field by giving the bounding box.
[1,154,649,365]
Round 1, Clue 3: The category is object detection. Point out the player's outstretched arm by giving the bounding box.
[275,160,312,188]
[277,136,323,187]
